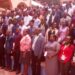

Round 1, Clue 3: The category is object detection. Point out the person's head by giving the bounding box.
[60,19,66,27]
[6,30,12,36]
[18,19,24,26]
[9,19,13,24]
[64,35,72,45]
[29,20,34,27]
[23,29,29,36]
[13,18,18,25]
[34,14,39,19]
[63,12,68,18]
[2,25,8,35]
[22,27,30,36]
[15,28,20,34]
[48,33,56,42]
[52,22,57,29]
[34,28,41,35]
[55,4,59,10]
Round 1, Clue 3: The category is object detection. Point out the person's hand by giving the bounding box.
[11,56,14,59]
[71,56,75,66]
[13,43,15,50]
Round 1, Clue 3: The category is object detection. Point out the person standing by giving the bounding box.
[0,25,7,68]
[58,36,74,75]
[45,33,60,75]
[20,27,32,75]
[13,28,22,74]
[58,20,69,43]
[32,28,45,75]
[4,30,13,71]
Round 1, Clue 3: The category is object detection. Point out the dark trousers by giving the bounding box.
[31,52,41,75]
[13,51,20,72]
[5,53,11,69]
[70,66,75,75]
[60,61,71,75]
[0,48,5,68]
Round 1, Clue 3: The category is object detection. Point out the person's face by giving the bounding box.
[34,29,40,35]
[19,20,24,26]
[61,21,66,27]
[13,19,17,25]
[49,35,55,42]
[23,30,28,36]
[30,22,34,27]
[55,5,59,10]
[6,30,11,36]
[64,36,71,44]
[52,23,57,28]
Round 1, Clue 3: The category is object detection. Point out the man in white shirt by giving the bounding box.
[24,13,33,26]
[34,15,41,28]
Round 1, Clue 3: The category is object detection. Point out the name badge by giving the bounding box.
[44,51,47,57]
[61,55,66,60]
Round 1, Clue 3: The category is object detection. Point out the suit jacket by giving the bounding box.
[33,34,45,58]
[48,11,61,26]
[13,33,22,51]
[5,35,13,54]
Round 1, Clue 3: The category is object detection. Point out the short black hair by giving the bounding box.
[30,20,34,23]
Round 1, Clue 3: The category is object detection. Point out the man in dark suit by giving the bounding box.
[0,24,7,68]
[4,30,13,70]
[13,28,22,74]
[0,33,6,68]
[48,6,62,26]
[31,28,45,75]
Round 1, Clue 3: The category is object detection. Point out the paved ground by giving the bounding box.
[0,66,74,75]
[0,66,46,75]
[0,69,18,75]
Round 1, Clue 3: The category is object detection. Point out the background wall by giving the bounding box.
[0,0,12,9]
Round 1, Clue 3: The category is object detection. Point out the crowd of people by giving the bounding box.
[0,1,75,75]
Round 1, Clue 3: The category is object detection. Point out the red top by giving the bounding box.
[58,44,75,63]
